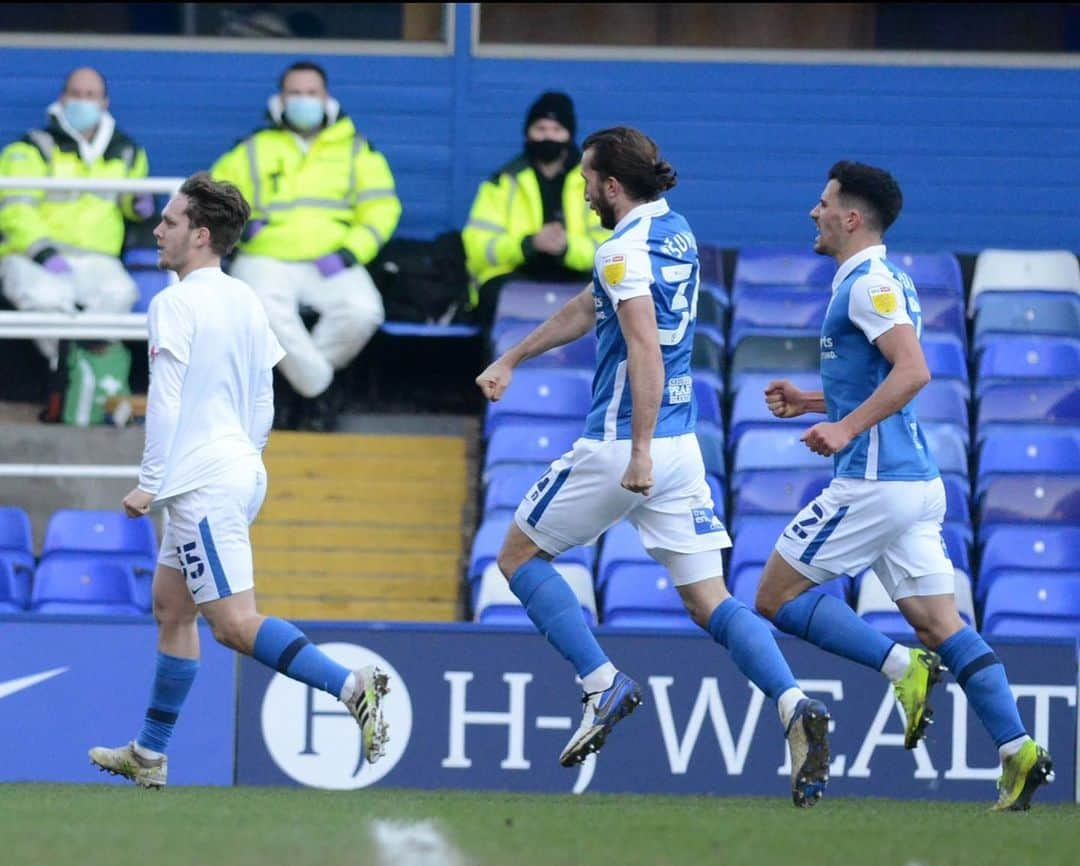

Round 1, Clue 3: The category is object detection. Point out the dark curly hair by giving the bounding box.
[828,160,903,233]
[582,126,677,201]
[179,172,251,256]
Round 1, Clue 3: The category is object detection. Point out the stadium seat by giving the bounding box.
[692,326,726,374]
[468,515,594,588]
[597,521,651,591]
[696,421,726,478]
[729,386,808,446]
[942,475,972,526]
[856,568,975,637]
[694,376,723,426]
[732,246,834,294]
[976,526,1080,605]
[976,429,1080,497]
[729,517,788,592]
[42,509,157,560]
[727,371,821,401]
[891,251,963,295]
[484,368,593,436]
[729,291,830,348]
[729,337,820,390]
[941,521,972,575]
[917,291,967,345]
[491,281,584,339]
[975,383,1080,441]
[975,336,1080,397]
[483,464,544,518]
[733,428,834,474]
[982,575,1080,638]
[973,293,1080,352]
[915,380,969,436]
[0,506,34,607]
[0,560,25,613]
[696,283,729,331]
[732,565,851,610]
[731,471,832,531]
[977,475,1080,544]
[474,561,597,627]
[492,323,596,371]
[601,563,699,633]
[706,474,728,525]
[30,559,143,616]
[921,332,969,385]
[969,249,1080,315]
[483,421,579,481]
[131,270,171,314]
[922,423,969,479]
[697,243,728,296]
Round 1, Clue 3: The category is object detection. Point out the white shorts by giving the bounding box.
[774,476,954,601]
[514,434,731,585]
[158,463,267,603]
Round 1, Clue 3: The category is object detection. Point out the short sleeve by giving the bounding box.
[596,242,652,307]
[848,274,912,343]
[264,326,285,369]
[147,291,193,365]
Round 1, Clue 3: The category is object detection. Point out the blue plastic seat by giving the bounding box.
[918,291,967,345]
[733,428,834,473]
[696,284,729,331]
[921,332,969,385]
[729,291,830,348]
[0,506,34,606]
[731,471,832,530]
[976,383,1080,440]
[733,247,834,295]
[30,559,143,616]
[921,423,969,478]
[483,465,545,518]
[976,429,1080,497]
[731,564,851,610]
[597,521,650,591]
[728,385,809,449]
[890,251,963,295]
[131,270,171,314]
[973,293,1080,353]
[941,475,972,525]
[468,515,594,590]
[122,247,160,268]
[976,526,1080,605]
[706,474,728,525]
[483,421,580,481]
[0,560,25,613]
[492,281,584,339]
[916,379,969,432]
[696,421,726,479]
[484,368,593,436]
[982,575,1080,638]
[977,475,1080,544]
[729,337,821,385]
[975,336,1080,397]
[692,326,726,374]
[42,509,157,560]
[941,521,972,575]
[694,376,722,426]
[697,244,728,297]
[729,518,787,591]
[492,323,596,371]
[728,371,822,401]
[601,563,699,633]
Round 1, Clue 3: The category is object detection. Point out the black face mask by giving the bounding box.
[525,138,569,164]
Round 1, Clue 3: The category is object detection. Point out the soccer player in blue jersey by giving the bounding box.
[476,126,830,807]
[755,161,1053,811]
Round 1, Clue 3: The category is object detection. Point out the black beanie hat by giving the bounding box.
[524,91,576,139]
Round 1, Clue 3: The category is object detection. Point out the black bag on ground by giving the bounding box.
[369,230,469,324]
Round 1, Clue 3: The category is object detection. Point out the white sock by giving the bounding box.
[339,672,357,703]
[881,643,912,682]
[999,735,1031,760]
[581,662,617,695]
[132,742,163,761]
[777,687,806,729]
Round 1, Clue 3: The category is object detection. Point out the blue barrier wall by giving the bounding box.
[0,34,1077,252]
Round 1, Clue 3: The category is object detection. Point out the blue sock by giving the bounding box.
[773,591,895,671]
[136,652,198,754]
[708,599,798,701]
[510,558,608,678]
[253,617,350,698]
[938,626,1026,748]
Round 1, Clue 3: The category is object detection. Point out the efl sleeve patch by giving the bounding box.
[868,284,899,316]
[601,254,626,287]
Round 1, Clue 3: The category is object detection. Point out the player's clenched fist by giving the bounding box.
[764,379,805,419]
[475,359,513,402]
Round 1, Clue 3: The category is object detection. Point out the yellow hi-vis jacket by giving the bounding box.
[211,116,400,265]
[462,155,609,293]
[0,119,148,258]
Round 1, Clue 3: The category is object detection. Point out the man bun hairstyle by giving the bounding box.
[582,126,677,201]
[179,172,251,257]
[828,160,903,233]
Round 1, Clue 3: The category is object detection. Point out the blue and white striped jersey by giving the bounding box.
[583,198,699,441]
[821,244,939,481]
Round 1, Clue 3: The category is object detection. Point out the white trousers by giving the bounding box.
[0,252,137,364]
[229,254,385,398]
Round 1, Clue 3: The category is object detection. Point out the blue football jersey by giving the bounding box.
[583,199,699,441]
[820,244,939,481]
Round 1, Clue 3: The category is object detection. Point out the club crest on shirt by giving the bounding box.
[602,254,626,286]
[868,285,898,315]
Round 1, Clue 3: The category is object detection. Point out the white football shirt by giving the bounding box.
[142,266,285,502]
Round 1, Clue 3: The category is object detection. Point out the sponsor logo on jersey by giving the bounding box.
[667,375,692,404]
[868,285,898,315]
[691,508,726,534]
[601,254,626,286]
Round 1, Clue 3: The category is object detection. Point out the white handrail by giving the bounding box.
[0,177,186,195]
[0,311,147,340]
[0,464,139,478]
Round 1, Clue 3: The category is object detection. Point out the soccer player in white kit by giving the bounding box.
[89,173,388,787]
[477,128,831,807]
[755,161,1053,811]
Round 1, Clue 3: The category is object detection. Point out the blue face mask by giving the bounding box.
[283,96,325,132]
[62,99,102,132]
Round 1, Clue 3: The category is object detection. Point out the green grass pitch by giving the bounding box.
[3,785,1078,866]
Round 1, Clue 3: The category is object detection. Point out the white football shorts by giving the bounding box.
[158,458,267,603]
[774,476,954,600]
[514,433,731,585]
